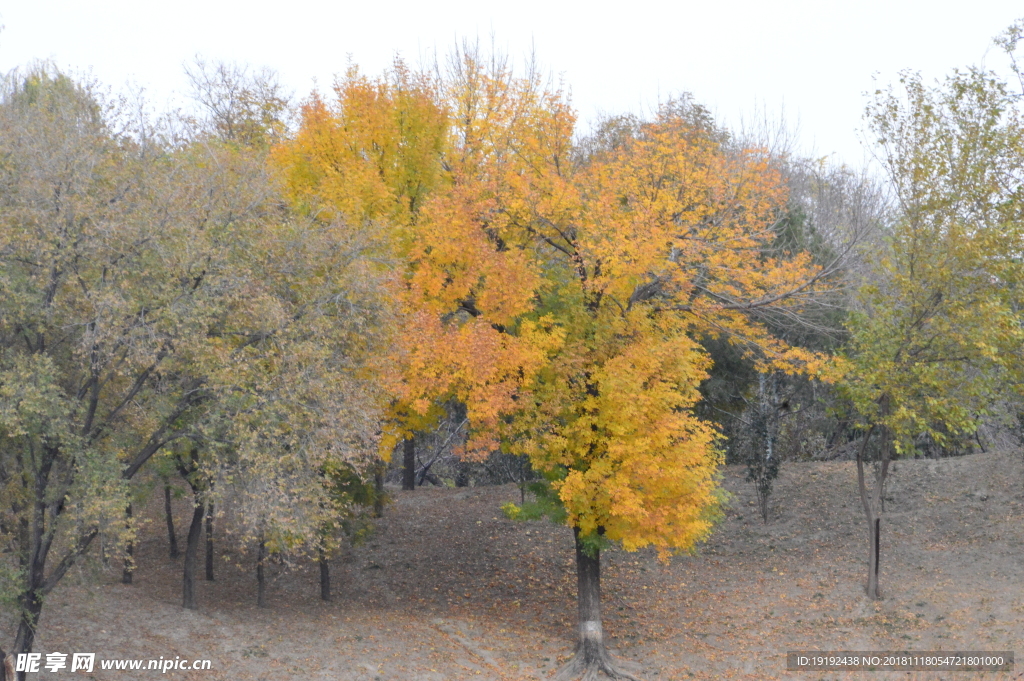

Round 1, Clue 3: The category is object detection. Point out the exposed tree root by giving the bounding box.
[553,644,643,681]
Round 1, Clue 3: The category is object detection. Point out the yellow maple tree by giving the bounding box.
[497,100,836,679]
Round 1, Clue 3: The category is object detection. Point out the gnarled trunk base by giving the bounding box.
[555,529,641,681]
[553,634,641,681]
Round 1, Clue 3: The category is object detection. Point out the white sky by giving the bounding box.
[1,1,1021,166]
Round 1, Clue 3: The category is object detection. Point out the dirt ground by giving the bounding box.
[21,447,1024,680]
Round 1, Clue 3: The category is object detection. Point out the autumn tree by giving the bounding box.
[0,71,388,681]
[183,58,291,147]
[198,205,389,607]
[273,51,550,484]
[168,61,392,611]
[0,65,244,663]
[843,50,1024,599]
[273,59,454,490]
[277,49,845,677]
[702,156,885,521]
[393,57,843,674]
[499,95,848,678]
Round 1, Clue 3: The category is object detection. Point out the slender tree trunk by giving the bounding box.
[14,494,49,681]
[554,528,639,681]
[122,503,133,584]
[204,501,214,581]
[752,372,781,524]
[14,582,42,681]
[257,538,267,608]
[868,516,881,595]
[318,547,331,602]
[856,426,889,600]
[164,482,179,559]
[182,498,204,610]
[519,455,527,504]
[402,437,416,491]
[373,462,386,518]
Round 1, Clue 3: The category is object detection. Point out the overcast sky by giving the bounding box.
[1,1,1021,166]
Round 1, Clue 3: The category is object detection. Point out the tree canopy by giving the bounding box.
[841,54,1024,599]
[8,30,1024,679]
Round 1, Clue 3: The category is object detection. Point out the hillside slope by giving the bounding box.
[25,449,1024,680]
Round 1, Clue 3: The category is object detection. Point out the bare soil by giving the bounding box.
[22,448,1024,680]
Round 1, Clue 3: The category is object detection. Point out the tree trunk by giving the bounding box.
[182,497,204,610]
[164,483,179,559]
[14,488,52,681]
[868,516,881,598]
[454,460,470,487]
[257,538,267,608]
[318,547,331,602]
[554,528,640,681]
[373,463,386,518]
[856,425,889,600]
[752,372,780,524]
[0,647,13,681]
[519,454,528,504]
[204,501,215,581]
[14,582,43,681]
[402,437,416,491]
[574,531,603,662]
[122,502,133,584]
